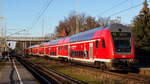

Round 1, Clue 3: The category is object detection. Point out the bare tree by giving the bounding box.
[84,16,100,31]
[55,13,120,38]
[55,21,68,38]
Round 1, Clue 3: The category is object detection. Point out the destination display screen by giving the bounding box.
[111,32,131,37]
[111,32,131,53]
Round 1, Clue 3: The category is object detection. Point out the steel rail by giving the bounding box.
[16,57,86,84]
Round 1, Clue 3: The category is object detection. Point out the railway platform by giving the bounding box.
[0,57,39,84]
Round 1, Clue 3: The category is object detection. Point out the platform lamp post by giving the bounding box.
[0,16,4,37]
[75,0,80,34]
[0,16,6,52]
[4,19,7,52]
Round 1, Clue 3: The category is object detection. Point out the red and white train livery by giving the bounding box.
[25,24,135,70]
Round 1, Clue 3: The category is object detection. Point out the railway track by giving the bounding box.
[16,57,86,84]
[17,56,150,84]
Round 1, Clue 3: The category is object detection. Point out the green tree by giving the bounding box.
[132,0,150,50]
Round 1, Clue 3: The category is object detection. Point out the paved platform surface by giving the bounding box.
[0,58,39,84]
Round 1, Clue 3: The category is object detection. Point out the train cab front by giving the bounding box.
[108,24,136,70]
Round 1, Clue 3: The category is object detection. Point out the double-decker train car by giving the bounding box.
[25,44,39,55]
[25,24,135,70]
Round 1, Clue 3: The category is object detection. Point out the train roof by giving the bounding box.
[39,42,49,47]
[27,44,40,49]
[69,25,109,42]
[108,24,130,32]
[47,24,129,45]
[46,25,108,45]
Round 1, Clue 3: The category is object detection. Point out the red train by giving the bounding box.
[25,24,135,70]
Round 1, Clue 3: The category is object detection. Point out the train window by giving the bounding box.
[72,51,74,57]
[76,51,78,57]
[102,40,106,48]
[82,51,84,57]
[54,52,56,55]
[71,51,88,57]
[50,52,56,55]
[79,51,82,57]
[79,51,81,57]
[85,51,88,58]
[75,51,77,57]
[96,40,99,48]
[64,45,68,50]
[74,51,76,57]
[71,51,74,57]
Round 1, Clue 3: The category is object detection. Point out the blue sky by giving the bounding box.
[3,0,146,37]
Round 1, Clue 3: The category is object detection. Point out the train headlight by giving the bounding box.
[129,59,136,63]
[122,55,126,58]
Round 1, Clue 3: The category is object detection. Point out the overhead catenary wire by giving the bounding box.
[100,0,128,15]
[6,0,54,37]
[108,3,143,17]
[108,0,150,17]
[28,0,54,31]
[7,29,26,37]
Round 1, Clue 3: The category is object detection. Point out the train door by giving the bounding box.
[93,39,106,59]
[94,40,100,59]
[64,45,68,56]
[89,42,93,59]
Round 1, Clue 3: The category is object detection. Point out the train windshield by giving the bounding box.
[111,32,131,53]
